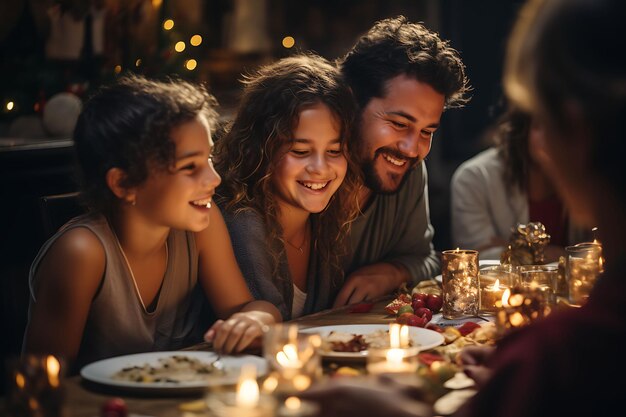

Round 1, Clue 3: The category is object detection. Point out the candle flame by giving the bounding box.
[236,364,259,408]
[46,355,60,387]
[389,323,400,348]
[502,288,511,306]
[285,396,301,410]
[400,325,409,348]
[276,343,302,368]
[493,279,500,290]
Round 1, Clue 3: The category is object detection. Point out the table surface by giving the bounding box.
[4,294,464,417]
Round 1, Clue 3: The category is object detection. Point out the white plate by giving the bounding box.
[80,351,267,393]
[300,324,444,360]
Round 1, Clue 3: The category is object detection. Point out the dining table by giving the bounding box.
[1,288,490,417]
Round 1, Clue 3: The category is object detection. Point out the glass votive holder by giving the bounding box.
[5,354,66,417]
[366,346,420,375]
[262,324,321,395]
[496,287,552,336]
[478,265,518,315]
[518,265,558,306]
[441,249,480,319]
[566,242,603,306]
[206,363,277,417]
[205,391,277,417]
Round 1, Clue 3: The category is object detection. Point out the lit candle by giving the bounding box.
[480,279,507,313]
[236,364,259,408]
[366,346,420,374]
[277,396,319,417]
[46,355,61,388]
[389,323,410,348]
[206,364,276,417]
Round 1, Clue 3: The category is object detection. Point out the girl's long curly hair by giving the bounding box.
[215,53,361,283]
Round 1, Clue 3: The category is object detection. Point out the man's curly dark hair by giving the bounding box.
[339,15,471,111]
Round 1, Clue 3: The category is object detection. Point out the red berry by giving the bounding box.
[396,312,414,325]
[414,307,433,323]
[102,398,128,417]
[411,298,426,310]
[406,314,427,327]
[426,294,443,313]
[412,292,428,303]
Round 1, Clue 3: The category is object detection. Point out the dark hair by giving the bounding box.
[505,0,626,199]
[215,53,360,281]
[339,15,471,111]
[73,74,219,217]
[489,107,532,192]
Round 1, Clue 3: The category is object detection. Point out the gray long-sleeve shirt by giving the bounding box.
[344,162,441,286]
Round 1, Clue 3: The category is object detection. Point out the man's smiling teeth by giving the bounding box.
[383,153,406,166]
[191,198,212,208]
[299,181,330,190]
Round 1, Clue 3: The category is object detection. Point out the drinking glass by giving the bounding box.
[518,265,558,306]
[566,242,603,305]
[262,324,321,395]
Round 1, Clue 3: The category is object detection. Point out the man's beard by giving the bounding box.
[360,148,420,195]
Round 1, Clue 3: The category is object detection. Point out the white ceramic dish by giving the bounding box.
[80,351,267,393]
[300,324,444,360]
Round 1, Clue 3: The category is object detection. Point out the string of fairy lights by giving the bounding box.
[2,3,298,121]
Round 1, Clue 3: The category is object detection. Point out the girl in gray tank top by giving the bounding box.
[22,75,281,373]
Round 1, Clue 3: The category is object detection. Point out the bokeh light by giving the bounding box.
[190,35,203,46]
[282,36,295,48]
[175,41,186,52]
[163,19,174,30]
[185,59,197,70]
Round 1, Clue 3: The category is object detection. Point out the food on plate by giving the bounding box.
[111,354,224,383]
[322,329,414,352]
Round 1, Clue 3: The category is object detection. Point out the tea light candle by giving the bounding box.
[480,279,507,313]
[206,364,276,417]
[496,287,552,336]
[277,396,319,417]
[366,346,420,374]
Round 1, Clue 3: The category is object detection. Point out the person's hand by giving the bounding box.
[204,311,271,354]
[300,375,432,417]
[333,263,408,307]
[457,345,495,388]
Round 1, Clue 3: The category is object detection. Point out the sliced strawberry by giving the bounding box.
[457,321,481,336]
